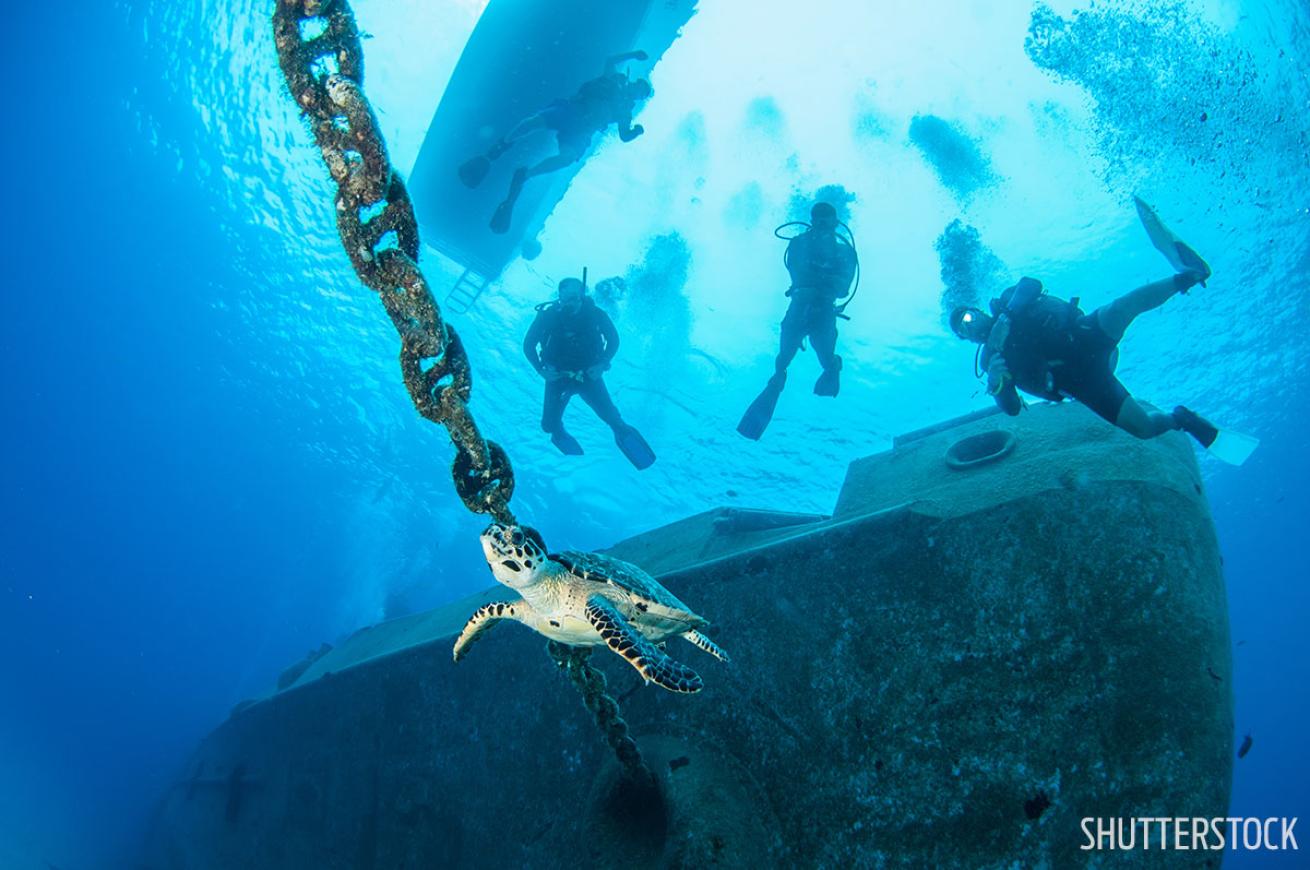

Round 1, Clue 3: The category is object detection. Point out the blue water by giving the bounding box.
[2,0,1307,866]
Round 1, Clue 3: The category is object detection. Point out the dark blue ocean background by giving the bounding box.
[2,1,1307,866]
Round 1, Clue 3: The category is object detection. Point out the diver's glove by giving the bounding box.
[986,354,1012,396]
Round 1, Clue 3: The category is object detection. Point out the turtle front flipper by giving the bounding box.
[681,630,730,664]
[453,601,528,662]
[585,595,703,694]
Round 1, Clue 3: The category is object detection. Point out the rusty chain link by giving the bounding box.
[547,642,653,784]
[273,0,514,523]
[272,0,649,776]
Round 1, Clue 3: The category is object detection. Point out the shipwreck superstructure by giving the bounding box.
[142,403,1232,868]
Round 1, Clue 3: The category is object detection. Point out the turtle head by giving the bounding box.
[480,523,549,589]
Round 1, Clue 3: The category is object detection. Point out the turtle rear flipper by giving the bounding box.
[453,601,527,662]
[586,596,703,694]
[681,630,730,663]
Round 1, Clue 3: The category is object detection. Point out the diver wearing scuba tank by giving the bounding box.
[524,274,656,469]
[950,270,1221,447]
[458,51,653,235]
[737,201,859,440]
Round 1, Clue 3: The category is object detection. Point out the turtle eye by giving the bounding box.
[511,530,524,545]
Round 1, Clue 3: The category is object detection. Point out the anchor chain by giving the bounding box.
[272,0,644,775]
[272,0,512,522]
[547,642,653,784]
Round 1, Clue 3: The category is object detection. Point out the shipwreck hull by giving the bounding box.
[143,403,1233,868]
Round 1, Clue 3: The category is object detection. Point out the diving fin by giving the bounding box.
[1208,429,1260,466]
[489,168,527,234]
[614,425,656,470]
[458,155,491,189]
[1134,196,1211,287]
[489,198,515,235]
[1173,406,1258,466]
[813,357,842,397]
[737,373,786,441]
[551,430,585,456]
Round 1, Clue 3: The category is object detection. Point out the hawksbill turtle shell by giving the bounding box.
[554,550,699,620]
[453,524,729,693]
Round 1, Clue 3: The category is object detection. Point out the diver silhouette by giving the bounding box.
[737,202,859,440]
[459,51,652,235]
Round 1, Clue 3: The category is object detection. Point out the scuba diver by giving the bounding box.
[524,275,656,470]
[949,258,1257,465]
[737,201,859,440]
[459,51,653,235]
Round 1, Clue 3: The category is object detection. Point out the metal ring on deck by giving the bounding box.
[945,429,1017,470]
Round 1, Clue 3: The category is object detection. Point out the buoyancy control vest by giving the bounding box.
[530,298,614,370]
[982,280,1084,401]
[785,230,857,300]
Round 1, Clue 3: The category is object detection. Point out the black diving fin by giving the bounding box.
[737,372,786,441]
[489,168,527,235]
[551,430,585,456]
[458,155,491,188]
[813,356,842,397]
[615,425,656,470]
[489,198,515,234]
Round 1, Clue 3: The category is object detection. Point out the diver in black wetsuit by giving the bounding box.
[524,277,655,469]
[459,51,652,234]
[737,202,859,440]
[949,270,1221,445]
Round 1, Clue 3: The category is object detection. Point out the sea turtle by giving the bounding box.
[452,523,728,693]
